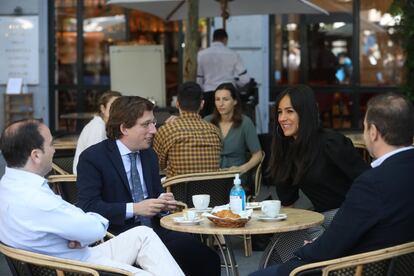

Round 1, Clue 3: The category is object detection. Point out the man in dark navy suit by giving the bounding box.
[76,96,220,276]
[251,93,414,276]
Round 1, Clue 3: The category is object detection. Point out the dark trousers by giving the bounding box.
[249,257,311,276]
[201,91,215,117]
[155,227,221,276]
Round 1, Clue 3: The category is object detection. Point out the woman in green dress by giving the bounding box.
[204,82,263,177]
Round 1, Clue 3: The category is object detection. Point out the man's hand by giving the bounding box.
[303,237,317,246]
[68,240,82,249]
[133,198,168,217]
[158,192,178,211]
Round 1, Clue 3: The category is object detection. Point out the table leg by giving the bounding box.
[213,234,239,276]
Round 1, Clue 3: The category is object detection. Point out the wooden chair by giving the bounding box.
[0,242,133,276]
[162,169,240,208]
[289,241,414,276]
[52,148,75,175]
[48,174,78,204]
[247,151,265,202]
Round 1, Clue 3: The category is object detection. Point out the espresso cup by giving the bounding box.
[192,194,210,210]
[261,200,281,218]
[183,209,198,221]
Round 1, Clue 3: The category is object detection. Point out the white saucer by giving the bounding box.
[173,217,203,225]
[258,213,287,221]
[246,202,261,209]
[193,207,212,213]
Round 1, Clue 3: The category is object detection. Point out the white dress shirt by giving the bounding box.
[73,115,107,174]
[0,167,108,261]
[370,146,414,168]
[197,42,250,91]
[116,140,148,219]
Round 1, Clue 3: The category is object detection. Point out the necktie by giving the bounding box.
[128,152,152,227]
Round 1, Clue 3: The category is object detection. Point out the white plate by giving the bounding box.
[173,217,203,225]
[246,202,261,209]
[258,213,287,221]
[193,207,212,213]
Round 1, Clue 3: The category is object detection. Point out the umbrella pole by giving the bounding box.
[219,0,229,30]
[183,0,199,81]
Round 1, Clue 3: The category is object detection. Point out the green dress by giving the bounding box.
[204,114,261,168]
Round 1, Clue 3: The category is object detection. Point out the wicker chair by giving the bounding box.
[52,148,75,175]
[48,174,78,204]
[289,241,414,276]
[247,151,265,202]
[162,169,240,208]
[0,242,133,276]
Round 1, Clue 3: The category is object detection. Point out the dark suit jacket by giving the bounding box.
[279,148,414,275]
[76,139,163,234]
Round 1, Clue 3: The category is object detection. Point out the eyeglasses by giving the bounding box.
[139,119,157,129]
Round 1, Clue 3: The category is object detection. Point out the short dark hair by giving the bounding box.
[213,29,228,41]
[106,96,154,140]
[98,90,122,116]
[177,81,203,112]
[366,93,414,146]
[210,82,242,128]
[0,119,44,168]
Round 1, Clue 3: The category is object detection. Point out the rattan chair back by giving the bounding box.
[52,148,75,175]
[48,174,78,204]
[289,240,414,276]
[0,242,133,276]
[162,169,240,208]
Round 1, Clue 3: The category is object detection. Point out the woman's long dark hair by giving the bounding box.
[267,85,322,186]
[210,83,243,128]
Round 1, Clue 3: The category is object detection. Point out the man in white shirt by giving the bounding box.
[0,119,184,276]
[197,28,250,116]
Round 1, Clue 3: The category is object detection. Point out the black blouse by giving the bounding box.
[275,129,369,212]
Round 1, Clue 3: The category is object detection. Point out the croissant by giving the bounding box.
[213,210,241,219]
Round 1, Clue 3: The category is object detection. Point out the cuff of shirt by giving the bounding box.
[126,202,134,219]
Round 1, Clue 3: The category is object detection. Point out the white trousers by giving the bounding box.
[86,226,184,276]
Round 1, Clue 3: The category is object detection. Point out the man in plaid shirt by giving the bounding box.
[154,82,221,178]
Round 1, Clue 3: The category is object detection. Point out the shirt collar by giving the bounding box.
[179,111,201,120]
[4,167,47,188]
[211,41,225,47]
[370,146,414,168]
[116,139,140,156]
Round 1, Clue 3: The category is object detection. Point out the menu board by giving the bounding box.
[0,16,39,84]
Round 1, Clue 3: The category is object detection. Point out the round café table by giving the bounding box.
[161,207,324,276]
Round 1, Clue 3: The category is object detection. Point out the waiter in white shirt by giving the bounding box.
[197,29,250,116]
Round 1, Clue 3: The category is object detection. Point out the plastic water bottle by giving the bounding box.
[229,174,246,214]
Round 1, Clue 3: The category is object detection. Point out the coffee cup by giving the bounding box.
[192,194,210,210]
[183,209,198,221]
[261,200,281,218]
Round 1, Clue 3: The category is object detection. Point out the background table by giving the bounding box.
[161,208,324,276]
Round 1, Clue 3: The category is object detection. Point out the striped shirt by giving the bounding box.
[153,112,221,178]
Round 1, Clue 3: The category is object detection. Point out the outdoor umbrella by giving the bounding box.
[107,0,328,21]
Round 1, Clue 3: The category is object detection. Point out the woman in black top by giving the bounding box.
[262,85,369,263]
[268,85,369,213]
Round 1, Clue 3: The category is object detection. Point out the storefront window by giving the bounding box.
[53,0,181,132]
[55,3,77,85]
[307,0,353,85]
[360,0,403,86]
[273,15,301,85]
[83,2,125,85]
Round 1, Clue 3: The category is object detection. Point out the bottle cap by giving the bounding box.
[234,173,241,185]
